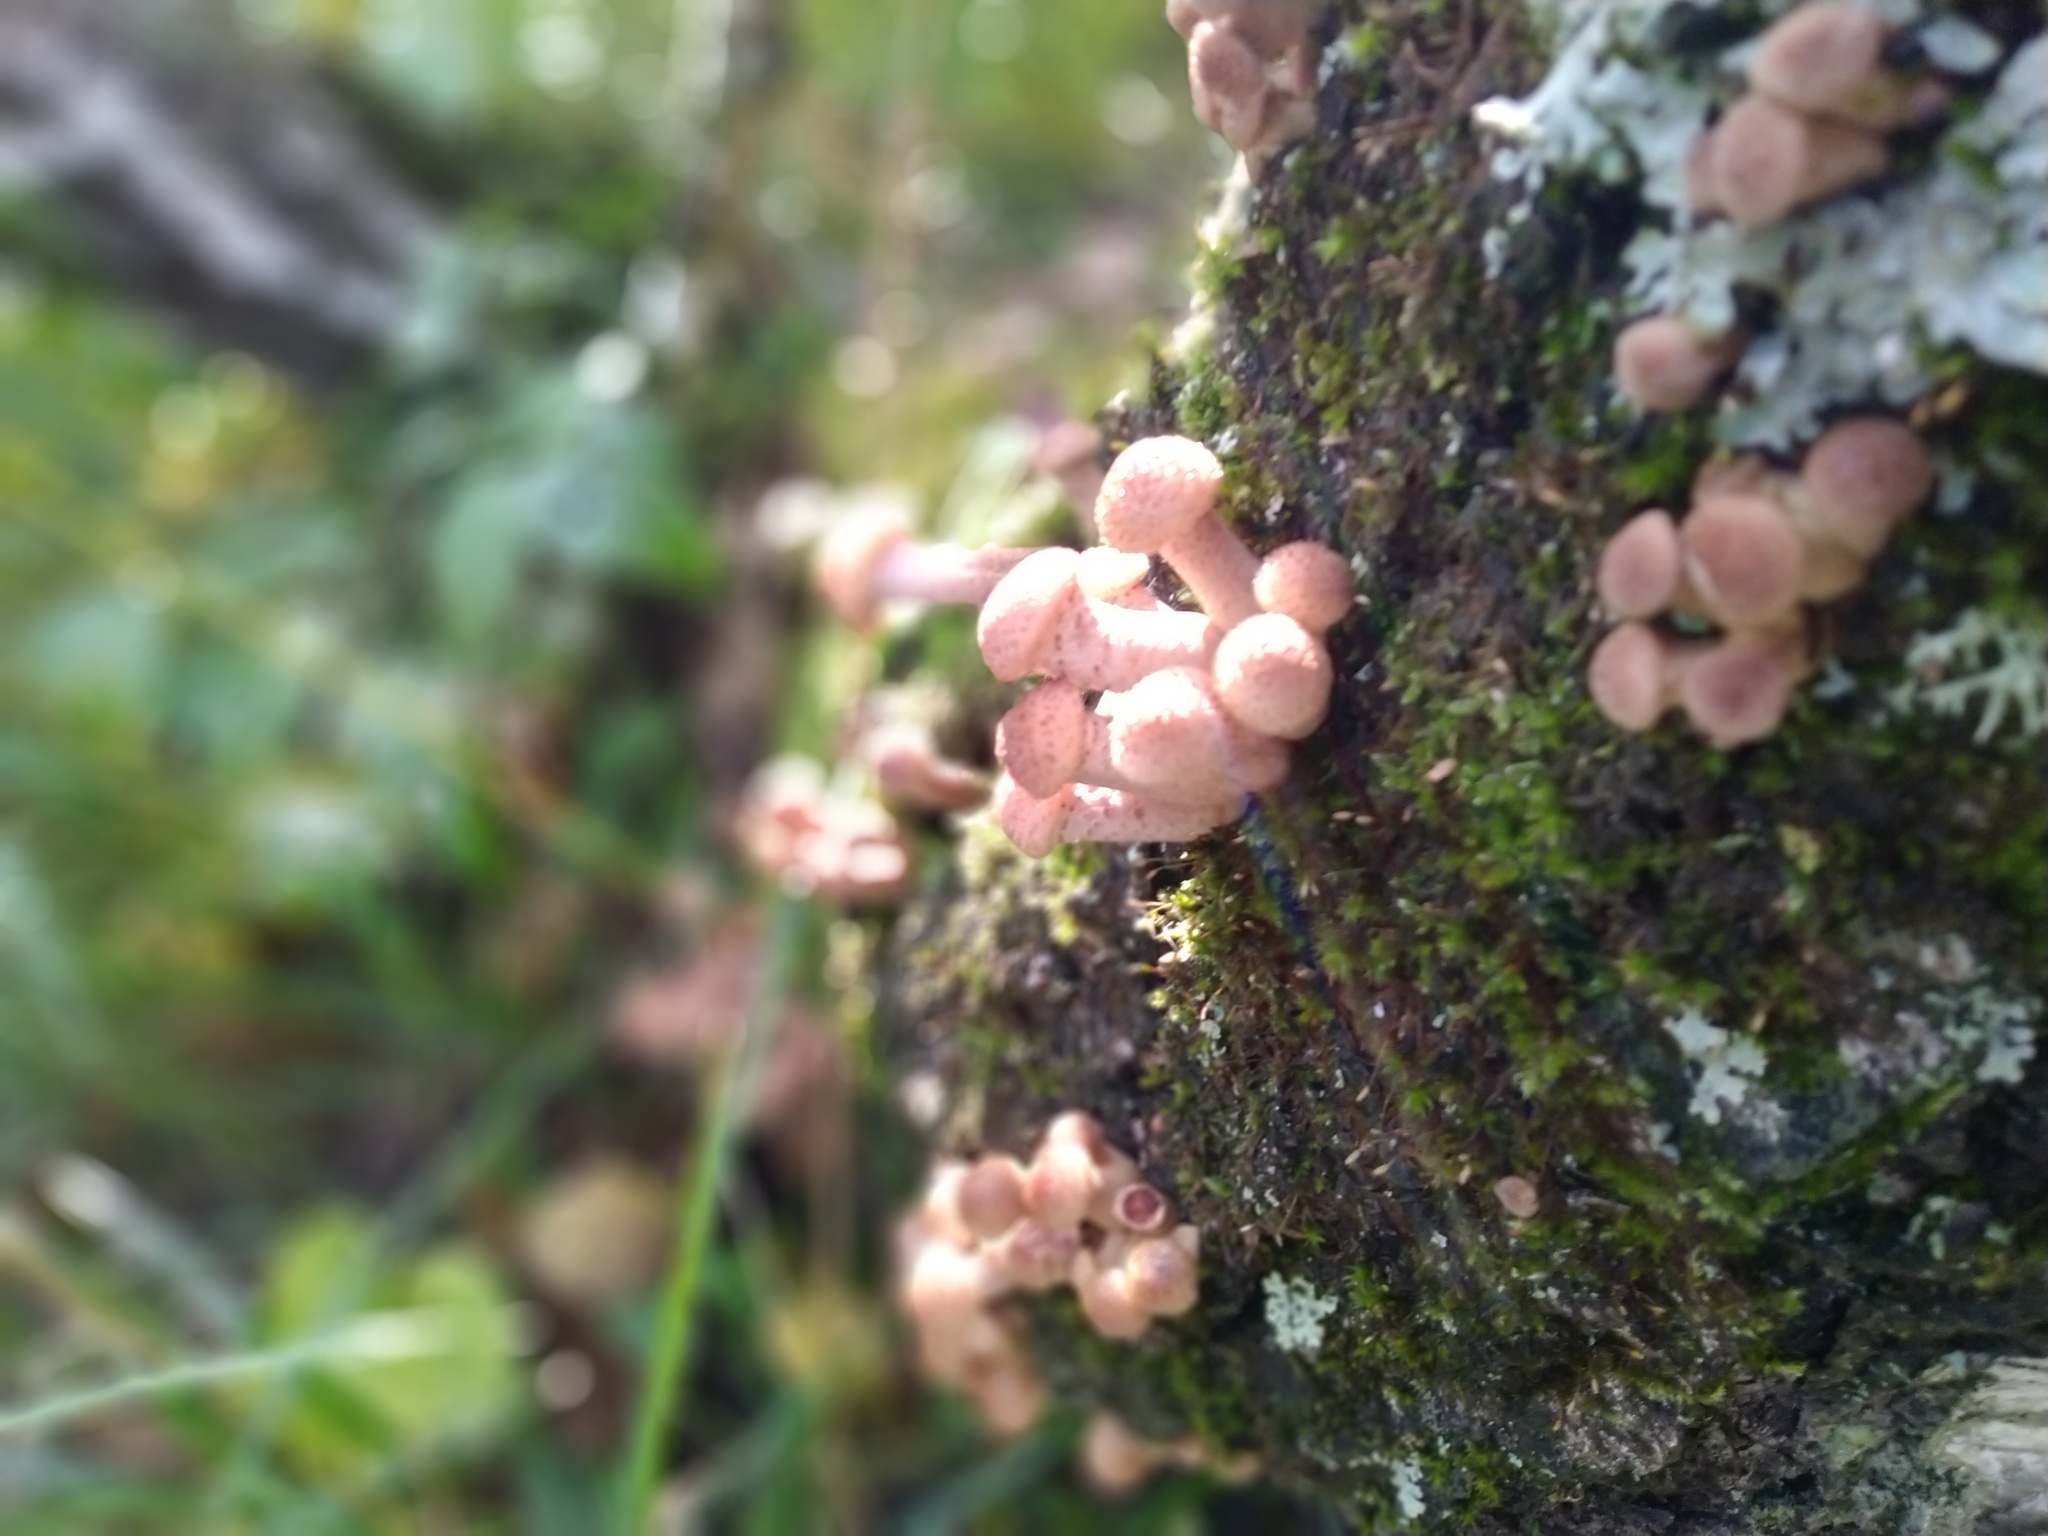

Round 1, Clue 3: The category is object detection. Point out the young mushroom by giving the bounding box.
[814,508,1036,630]
[996,674,1285,801]
[1589,619,1810,745]
[993,773,1242,858]
[1093,436,1261,629]
[978,546,1220,690]
[1748,3,1939,131]
[1211,612,1336,740]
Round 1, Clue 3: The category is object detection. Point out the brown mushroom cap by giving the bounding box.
[1679,493,1806,628]
[1493,1175,1541,1219]
[1799,416,1934,557]
[1588,620,1680,733]
[1679,626,1809,747]
[1253,541,1354,632]
[1597,509,1685,619]
[1613,315,1746,412]
[1188,20,1267,142]
[1749,3,1922,129]
[1094,436,1225,555]
[1700,93,1888,228]
[1213,612,1334,739]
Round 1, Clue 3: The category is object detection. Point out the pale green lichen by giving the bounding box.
[1663,1006,1770,1125]
[1893,607,2048,742]
[1263,1272,1340,1356]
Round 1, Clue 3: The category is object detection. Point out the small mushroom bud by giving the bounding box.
[1696,93,1888,228]
[1109,666,1291,799]
[1093,436,1261,628]
[1122,1225,1201,1316]
[956,1155,1028,1240]
[1588,620,1708,734]
[1044,1109,1107,1156]
[1493,1175,1541,1219]
[1188,21,1270,151]
[1212,612,1335,739]
[1596,509,1685,620]
[1748,3,1935,131]
[903,1240,996,1330]
[1253,541,1354,632]
[1612,315,1747,412]
[1797,415,1934,557]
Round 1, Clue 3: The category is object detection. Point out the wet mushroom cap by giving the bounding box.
[1093,436,1225,554]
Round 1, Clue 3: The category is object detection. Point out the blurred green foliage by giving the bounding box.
[0,0,1256,1528]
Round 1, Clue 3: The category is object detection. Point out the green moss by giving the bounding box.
[887,0,2048,1524]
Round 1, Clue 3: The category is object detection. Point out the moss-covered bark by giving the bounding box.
[884,0,2048,1527]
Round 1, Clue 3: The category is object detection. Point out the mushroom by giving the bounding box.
[861,722,987,812]
[1612,315,1747,412]
[1252,540,1355,631]
[734,756,912,904]
[1596,509,1685,620]
[992,773,1242,857]
[1211,612,1336,740]
[1080,1412,1172,1497]
[989,1219,1082,1291]
[1032,420,1107,525]
[1110,1182,1175,1235]
[814,508,1035,630]
[1677,492,1808,630]
[1493,1175,1541,1219]
[1748,3,1938,131]
[1093,436,1261,629]
[1589,620,1809,745]
[977,547,1220,690]
[1692,93,1887,227]
[1121,1226,1202,1317]
[956,1155,1029,1241]
[1168,1,1320,166]
[1072,1242,1153,1340]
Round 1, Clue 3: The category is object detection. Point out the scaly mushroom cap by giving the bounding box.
[996,680,1092,798]
[1597,509,1685,619]
[1213,612,1334,739]
[1749,3,1920,129]
[1122,1230,1200,1317]
[1094,436,1225,555]
[957,1155,1028,1241]
[1588,620,1678,733]
[977,548,1082,681]
[1254,541,1353,632]
[1799,416,1934,557]
[1680,626,1808,746]
[1700,93,1888,228]
[1109,666,1285,797]
[992,772,1074,858]
[1612,315,1745,412]
[813,509,910,629]
[1679,493,1806,628]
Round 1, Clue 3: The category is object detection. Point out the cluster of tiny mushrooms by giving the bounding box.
[895,1114,1228,1456]
[730,0,1990,1487]
[1598,2,1943,745]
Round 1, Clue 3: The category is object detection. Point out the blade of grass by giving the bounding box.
[615,890,800,1536]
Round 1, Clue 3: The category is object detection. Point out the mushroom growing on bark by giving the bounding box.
[814,508,1036,630]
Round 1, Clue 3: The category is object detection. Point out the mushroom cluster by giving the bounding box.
[895,1112,1202,1436]
[986,436,1352,855]
[1167,1,1320,169]
[734,755,912,904]
[1613,4,1948,414]
[1591,416,1934,744]
[1079,1409,1260,1497]
[808,433,1352,859]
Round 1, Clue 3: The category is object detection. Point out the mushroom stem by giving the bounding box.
[978,548,1221,690]
[874,540,1035,607]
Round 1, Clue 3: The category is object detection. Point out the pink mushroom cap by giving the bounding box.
[1596,509,1684,620]
[1109,666,1290,798]
[1253,541,1354,632]
[1213,612,1335,740]
[1093,436,1225,555]
[996,681,1091,799]
[978,548,1083,682]
[1679,493,1806,629]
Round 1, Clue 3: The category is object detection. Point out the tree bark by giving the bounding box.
[886,0,2048,1528]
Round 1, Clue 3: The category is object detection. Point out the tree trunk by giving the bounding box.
[885,0,2048,1528]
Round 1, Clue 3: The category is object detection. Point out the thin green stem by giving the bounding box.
[616,892,800,1536]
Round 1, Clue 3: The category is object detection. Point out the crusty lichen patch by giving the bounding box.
[886,0,2048,1525]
